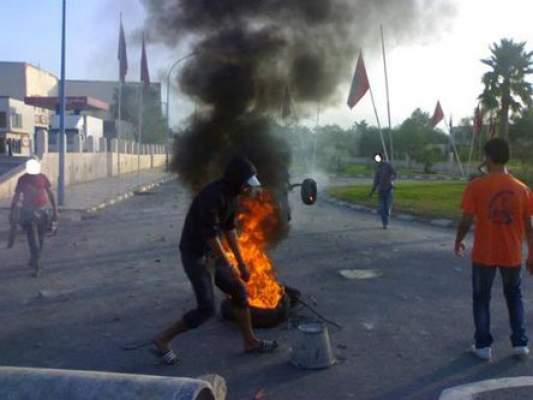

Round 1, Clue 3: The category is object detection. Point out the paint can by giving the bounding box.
[290,322,335,370]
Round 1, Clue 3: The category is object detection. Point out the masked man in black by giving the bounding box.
[153,156,278,364]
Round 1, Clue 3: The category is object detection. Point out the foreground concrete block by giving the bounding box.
[0,367,225,400]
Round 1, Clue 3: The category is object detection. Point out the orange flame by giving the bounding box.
[224,190,284,309]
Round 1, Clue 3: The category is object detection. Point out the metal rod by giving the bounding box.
[368,83,389,161]
[380,25,393,162]
[446,113,465,177]
[58,0,67,206]
[165,52,197,138]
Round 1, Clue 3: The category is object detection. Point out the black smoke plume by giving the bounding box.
[141,0,455,237]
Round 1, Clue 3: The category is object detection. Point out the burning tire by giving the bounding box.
[301,178,318,205]
[221,293,291,329]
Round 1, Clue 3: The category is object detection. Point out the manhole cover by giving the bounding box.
[338,269,382,280]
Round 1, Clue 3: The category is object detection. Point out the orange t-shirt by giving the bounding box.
[461,173,533,267]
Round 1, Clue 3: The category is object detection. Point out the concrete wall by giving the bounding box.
[0,151,167,200]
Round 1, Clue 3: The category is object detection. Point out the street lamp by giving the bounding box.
[165,52,196,138]
[58,0,67,206]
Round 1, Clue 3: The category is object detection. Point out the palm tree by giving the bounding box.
[479,38,533,140]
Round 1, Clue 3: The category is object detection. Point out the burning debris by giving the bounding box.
[141,0,456,323]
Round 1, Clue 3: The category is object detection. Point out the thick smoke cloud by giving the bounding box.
[141,0,455,209]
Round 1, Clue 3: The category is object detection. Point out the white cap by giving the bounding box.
[246,175,261,187]
[26,159,41,175]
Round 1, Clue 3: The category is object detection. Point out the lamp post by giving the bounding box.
[165,52,196,138]
[58,0,67,206]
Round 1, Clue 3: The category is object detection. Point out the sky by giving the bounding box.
[2,0,533,130]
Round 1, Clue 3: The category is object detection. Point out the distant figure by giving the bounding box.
[9,159,58,277]
[152,156,278,365]
[369,153,396,229]
[455,138,533,361]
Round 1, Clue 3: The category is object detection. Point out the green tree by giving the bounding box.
[479,38,533,140]
[111,85,167,144]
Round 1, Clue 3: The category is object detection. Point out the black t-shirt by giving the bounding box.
[179,179,237,255]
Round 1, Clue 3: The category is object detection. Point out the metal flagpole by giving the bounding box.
[467,126,476,176]
[368,84,389,161]
[58,0,67,206]
[137,84,143,185]
[311,103,319,172]
[118,79,122,177]
[446,113,465,177]
[380,25,393,162]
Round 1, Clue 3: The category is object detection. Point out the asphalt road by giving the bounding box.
[1,180,533,400]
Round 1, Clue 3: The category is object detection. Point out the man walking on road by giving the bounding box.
[9,159,57,277]
[152,156,278,365]
[369,152,396,229]
[455,138,533,361]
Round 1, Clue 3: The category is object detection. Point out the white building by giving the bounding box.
[0,62,58,132]
[0,97,35,156]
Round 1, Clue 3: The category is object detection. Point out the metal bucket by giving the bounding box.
[290,322,335,370]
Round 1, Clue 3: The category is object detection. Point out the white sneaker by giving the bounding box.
[470,345,492,361]
[512,346,529,360]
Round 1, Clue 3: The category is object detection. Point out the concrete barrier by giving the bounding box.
[0,367,224,400]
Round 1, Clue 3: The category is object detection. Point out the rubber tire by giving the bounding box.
[301,178,318,205]
[221,293,291,329]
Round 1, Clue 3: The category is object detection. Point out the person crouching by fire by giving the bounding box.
[152,156,279,364]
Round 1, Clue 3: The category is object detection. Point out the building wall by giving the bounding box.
[0,62,27,100]
[0,97,35,155]
[0,62,57,130]
[0,152,168,200]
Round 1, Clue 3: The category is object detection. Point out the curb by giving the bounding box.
[83,175,176,216]
[321,193,456,230]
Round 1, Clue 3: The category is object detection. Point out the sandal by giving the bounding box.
[246,339,279,354]
[151,343,179,365]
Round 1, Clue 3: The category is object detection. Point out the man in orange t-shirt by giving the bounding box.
[455,138,533,361]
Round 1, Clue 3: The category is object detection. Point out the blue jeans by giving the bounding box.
[472,264,528,348]
[378,189,393,227]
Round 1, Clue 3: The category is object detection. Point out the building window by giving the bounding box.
[11,113,23,129]
[0,112,6,128]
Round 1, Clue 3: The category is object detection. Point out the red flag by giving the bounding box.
[347,53,370,109]
[118,16,128,83]
[281,86,292,119]
[430,101,444,128]
[473,105,483,135]
[140,32,150,89]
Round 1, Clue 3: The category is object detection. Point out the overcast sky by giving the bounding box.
[2,0,533,130]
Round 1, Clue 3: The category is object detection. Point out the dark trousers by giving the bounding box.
[181,250,248,329]
[20,209,47,267]
[378,189,393,227]
[472,264,528,348]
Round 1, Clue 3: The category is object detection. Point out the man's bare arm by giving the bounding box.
[224,230,249,281]
[9,192,21,223]
[46,187,58,219]
[525,215,533,273]
[206,236,232,266]
[455,212,474,256]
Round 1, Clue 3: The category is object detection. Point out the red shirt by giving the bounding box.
[15,173,51,209]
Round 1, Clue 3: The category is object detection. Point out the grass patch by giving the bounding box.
[328,181,467,220]
[341,163,372,176]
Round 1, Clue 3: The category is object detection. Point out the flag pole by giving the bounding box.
[368,84,389,161]
[446,113,465,177]
[137,83,143,185]
[380,25,393,162]
[311,102,319,172]
[117,13,122,178]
